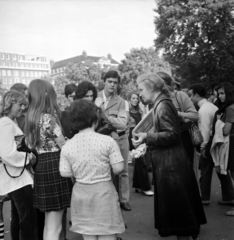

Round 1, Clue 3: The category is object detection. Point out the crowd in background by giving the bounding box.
[0,70,233,240]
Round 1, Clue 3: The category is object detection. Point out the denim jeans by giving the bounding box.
[8,185,38,240]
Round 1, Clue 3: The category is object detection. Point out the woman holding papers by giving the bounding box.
[128,92,153,196]
[132,73,206,240]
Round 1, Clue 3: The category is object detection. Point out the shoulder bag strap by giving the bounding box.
[4,150,28,179]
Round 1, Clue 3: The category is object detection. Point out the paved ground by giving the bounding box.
[3,165,234,240]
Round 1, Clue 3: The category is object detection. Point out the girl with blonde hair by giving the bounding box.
[25,79,72,240]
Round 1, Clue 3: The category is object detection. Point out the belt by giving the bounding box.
[117,131,126,137]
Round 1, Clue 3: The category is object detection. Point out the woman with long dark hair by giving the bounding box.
[25,79,72,240]
[128,91,153,196]
[215,82,234,216]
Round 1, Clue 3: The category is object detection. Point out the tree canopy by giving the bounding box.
[154,0,234,87]
[118,47,171,84]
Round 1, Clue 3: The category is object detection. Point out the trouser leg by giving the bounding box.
[118,135,130,203]
[217,171,234,201]
[132,156,151,191]
[199,151,214,201]
[8,185,37,240]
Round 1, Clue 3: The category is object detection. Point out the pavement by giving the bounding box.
[3,165,234,240]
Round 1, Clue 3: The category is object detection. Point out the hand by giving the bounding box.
[132,132,147,148]
[216,114,222,120]
[215,166,221,173]
[200,148,206,159]
[29,153,37,166]
[95,97,104,108]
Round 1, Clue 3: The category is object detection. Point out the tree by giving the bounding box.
[154,0,234,87]
[118,47,171,84]
[65,60,117,87]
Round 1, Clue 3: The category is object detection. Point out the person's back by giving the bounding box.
[61,131,121,184]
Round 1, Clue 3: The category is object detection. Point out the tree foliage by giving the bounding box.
[154,0,234,87]
[118,47,171,84]
[65,60,117,87]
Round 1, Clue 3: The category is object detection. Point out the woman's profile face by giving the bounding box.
[138,82,154,104]
[218,87,226,103]
[8,101,26,119]
[130,94,139,107]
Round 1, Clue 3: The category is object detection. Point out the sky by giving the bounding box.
[0,0,156,63]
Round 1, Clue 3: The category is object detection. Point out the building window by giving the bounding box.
[28,64,31,68]
[6,54,9,60]
[26,71,29,77]
[1,54,4,60]
[3,78,7,84]
[14,70,19,76]
[5,62,9,67]
[32,64,35,68]
[7,70,11,76]
[21,79,26,84]
[35,72,38,77]
[18,63,21,67]
[9,78,12,84]
[14,77,20,83]
[18,55,22,61]
[30,71,33,77]
[2,70,6,76]
[21,71,25,77]
[13,55,16,60]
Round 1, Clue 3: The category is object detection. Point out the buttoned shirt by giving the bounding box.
[198,99,218,149]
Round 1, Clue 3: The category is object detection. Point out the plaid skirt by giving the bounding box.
[33,151,73,212]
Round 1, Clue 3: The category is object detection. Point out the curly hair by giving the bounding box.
[75,81,97,101]
[0,90,28,117]
[69,99,99,131]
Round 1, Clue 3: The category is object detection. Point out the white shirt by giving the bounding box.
[103,91,111,109]
[60,132,124,184]
[198,99,218,149]
[0,117,33,195]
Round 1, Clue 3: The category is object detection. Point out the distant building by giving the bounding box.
[51,51,119,77]
[0,51,51,89]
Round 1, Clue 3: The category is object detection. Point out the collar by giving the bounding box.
[102,91,111,102]
[198,98,207,108]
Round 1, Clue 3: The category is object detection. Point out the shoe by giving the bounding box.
[135,189,142,193]
[142,190,154,196]
[218,200,234,206]
[226,209,234,216]
[202,200,210,205]
[120,202,131,211]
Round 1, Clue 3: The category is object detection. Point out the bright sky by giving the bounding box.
[0,0,156,63]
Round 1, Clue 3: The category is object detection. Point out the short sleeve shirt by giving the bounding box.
[36,113,62,154]
[60,132,124,184]
[222,104,234,135]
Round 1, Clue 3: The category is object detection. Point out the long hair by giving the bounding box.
[127,91,141,113]
[25,79,61,148]
[216,82,234,108]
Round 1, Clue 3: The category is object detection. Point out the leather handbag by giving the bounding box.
[189,123,203,146]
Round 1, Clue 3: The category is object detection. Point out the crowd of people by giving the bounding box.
[0,69,233,240]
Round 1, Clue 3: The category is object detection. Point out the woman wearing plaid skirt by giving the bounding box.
[25,79,73,240]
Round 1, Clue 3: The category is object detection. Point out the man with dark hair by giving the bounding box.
[64,83,76,104]
[95,70,131,211]
[189,84,234,205]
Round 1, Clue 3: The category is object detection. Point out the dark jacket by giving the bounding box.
[146,93,206,238]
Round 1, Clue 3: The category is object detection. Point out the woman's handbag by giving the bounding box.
[189,123,203,146]
[3,135,29,178]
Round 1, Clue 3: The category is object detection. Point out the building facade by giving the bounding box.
[0,51,51,89]
[51,51,119,78]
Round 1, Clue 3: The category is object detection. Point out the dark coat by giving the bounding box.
[146,93,206,237]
